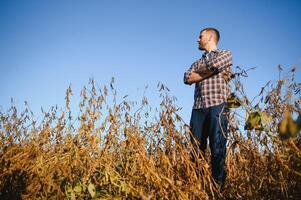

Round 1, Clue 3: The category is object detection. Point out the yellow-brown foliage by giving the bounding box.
[0,68,300,199]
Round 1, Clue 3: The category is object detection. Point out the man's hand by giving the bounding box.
[222,70,233,82]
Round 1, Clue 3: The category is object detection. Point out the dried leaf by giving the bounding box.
[88,183,96,198]
[226,93,241,108]
[278,111,300,140]
[73,185,82,193]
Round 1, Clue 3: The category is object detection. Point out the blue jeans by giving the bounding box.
[190,102,228,186]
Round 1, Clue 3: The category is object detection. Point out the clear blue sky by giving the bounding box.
[1,0,300,124]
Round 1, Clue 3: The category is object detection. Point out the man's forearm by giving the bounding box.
[186,71,211,84]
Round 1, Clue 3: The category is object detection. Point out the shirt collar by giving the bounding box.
[204,49,219,54]
[203,49,219,58]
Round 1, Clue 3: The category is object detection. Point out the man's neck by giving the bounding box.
[204,44,218,53]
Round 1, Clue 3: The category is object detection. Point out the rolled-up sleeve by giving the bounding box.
[183,66,192,85]
[183,59,207,85]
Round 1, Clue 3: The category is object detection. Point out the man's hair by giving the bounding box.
[200,27,220,43]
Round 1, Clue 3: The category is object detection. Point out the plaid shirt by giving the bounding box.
[184,49,232,109]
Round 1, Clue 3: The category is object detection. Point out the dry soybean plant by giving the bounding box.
[0,67,300,200]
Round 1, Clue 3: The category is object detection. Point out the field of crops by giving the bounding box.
[1,68,300,199]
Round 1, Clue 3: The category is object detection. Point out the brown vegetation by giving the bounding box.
[0,67,300,199]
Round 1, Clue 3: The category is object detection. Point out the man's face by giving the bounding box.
[198,30,209,51]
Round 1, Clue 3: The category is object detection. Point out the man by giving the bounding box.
[183,27,232,188]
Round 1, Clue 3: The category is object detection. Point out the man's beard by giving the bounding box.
[198,45,205,51]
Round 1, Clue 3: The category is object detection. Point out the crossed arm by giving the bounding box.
[184,69,211,84]
[183,50,232,85]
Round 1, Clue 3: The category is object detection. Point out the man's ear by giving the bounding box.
[208,34,213,42]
